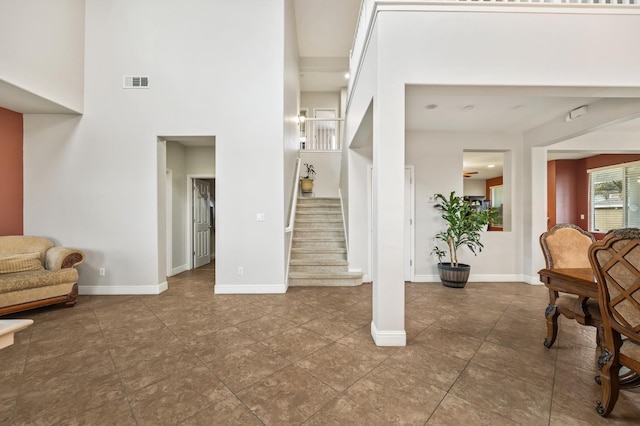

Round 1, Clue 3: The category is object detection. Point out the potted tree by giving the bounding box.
[300,162,316,194]
[431,191,495,288]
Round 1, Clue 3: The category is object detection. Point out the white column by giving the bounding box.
[370,83,406,346]
[523,146,548,283]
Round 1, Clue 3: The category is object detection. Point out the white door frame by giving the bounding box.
[186,174,215,270]
[367,165,415,283]
[405,166,415,282]
[166,169,173,277]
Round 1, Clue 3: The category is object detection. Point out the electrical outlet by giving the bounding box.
[256,213,265,222]
[237,267,244,276]
[99,268,106,276]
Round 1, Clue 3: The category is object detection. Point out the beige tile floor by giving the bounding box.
[2,264,640,425]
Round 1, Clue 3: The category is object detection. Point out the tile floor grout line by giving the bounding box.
[94,307,141,426]
[4,276,639,424]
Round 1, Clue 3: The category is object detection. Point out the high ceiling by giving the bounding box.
[4,0,640,157]
[294,0,361,92]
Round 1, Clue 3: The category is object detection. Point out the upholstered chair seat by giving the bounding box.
[540,224,599,349]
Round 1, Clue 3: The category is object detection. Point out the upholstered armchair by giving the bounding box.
[539,223,600,348]
[0,236,85,316]
[588,228,640,417]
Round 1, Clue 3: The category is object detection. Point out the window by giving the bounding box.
[490,185,504,228]
[589,162,640,232]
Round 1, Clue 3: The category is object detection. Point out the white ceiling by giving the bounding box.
[463,151,505,181]
[294,0,361,92]
[5,0,640,157]
[162,136,215,147]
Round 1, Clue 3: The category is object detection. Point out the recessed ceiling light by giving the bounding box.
[462,105,475,111]
[488,164,495,168]
[425,104,438,110]
[344,72,350,79]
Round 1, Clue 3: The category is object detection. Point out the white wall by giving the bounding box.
[406,132,521,281]
[299,152,341,197]
[345,7,640,290]
[283,0,301,284]
[167,142,186,273]
[301,92,341,116]
[23,0,292,295]
[185,147,215,175]
[343,27,378,281]
[0,0,84,112]
[463,180,486,197]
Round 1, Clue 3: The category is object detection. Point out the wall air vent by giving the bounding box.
[123,76,149,89]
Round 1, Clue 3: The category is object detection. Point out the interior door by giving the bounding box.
[193,179,211,268]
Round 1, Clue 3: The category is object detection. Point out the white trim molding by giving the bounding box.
[214,283,288,294]
[371,321,406,347]
[412,274,544,285]
[171,264,189,276]
[79,281,169,295]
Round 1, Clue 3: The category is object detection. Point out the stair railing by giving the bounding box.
[286,158,301,234]
[285,158,301,286]
[299,118,344,151]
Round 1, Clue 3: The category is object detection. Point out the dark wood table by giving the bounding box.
[539,267,640,387]
[539,267,598,300]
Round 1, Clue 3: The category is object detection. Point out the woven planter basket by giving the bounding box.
[437,262,471,288]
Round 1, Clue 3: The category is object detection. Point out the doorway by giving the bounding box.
[187,176,215,270]
[159,136,215,288]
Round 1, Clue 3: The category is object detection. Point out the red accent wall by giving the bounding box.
[555,160,580,225]
[0,107,23,236]
[548,154,640,234]
[485,176,503,200]
[547,161,557,229]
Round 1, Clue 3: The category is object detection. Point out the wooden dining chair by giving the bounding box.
[588,228,640,417]
[539,223,600,348]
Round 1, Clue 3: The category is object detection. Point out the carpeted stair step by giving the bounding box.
[288,271,363,287]
[290,247,347,261]
[289,197,362,286]
[294,218,344,228]
[294,228,344,238]
[289,259,349,273]
[292,237,345,249]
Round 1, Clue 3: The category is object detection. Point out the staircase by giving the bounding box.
[289,197,363,286]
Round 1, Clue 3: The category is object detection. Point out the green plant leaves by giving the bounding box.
[431,191,495,267]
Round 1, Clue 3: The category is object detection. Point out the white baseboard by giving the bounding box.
[412,274,440,282]
[525,275,544,285]
[79,281,168,295]
[214,283,288,294]
[413,273,542,285]
[469,274,526,282]
[371,321,406,347]
[170,264,188,276]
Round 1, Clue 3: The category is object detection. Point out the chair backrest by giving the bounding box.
[589,228,640,343]
[540,224,595,269]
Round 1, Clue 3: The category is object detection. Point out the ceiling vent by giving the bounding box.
[123,76,149,89]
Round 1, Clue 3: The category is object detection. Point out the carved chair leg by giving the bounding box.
[596,348,621,417]
[544,304,560,348]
